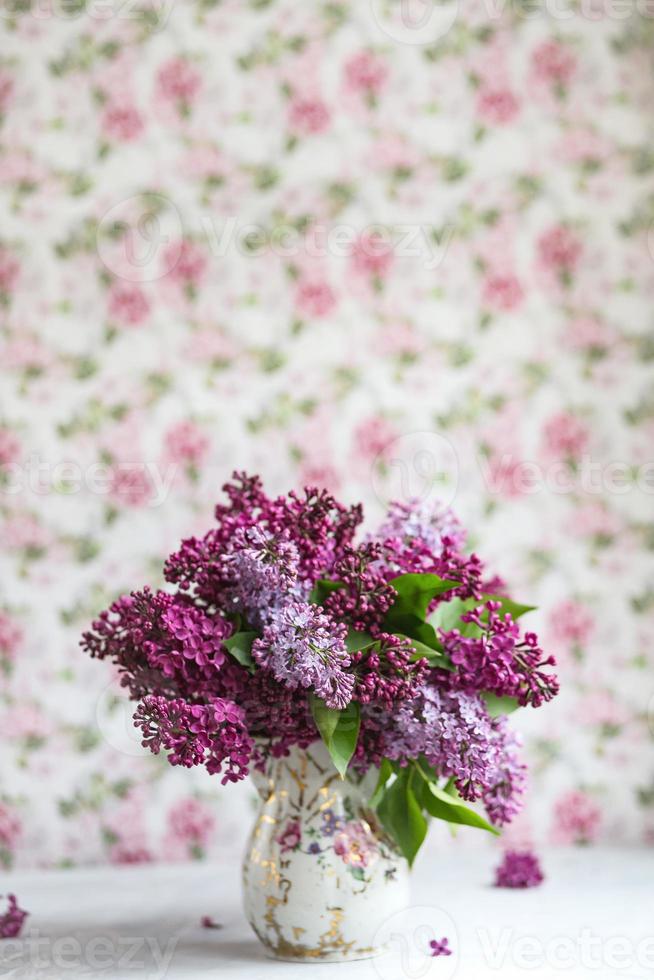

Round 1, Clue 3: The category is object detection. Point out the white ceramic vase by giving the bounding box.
[242,741,410,962]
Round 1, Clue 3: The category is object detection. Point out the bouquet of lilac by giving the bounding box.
[82,473,559,864]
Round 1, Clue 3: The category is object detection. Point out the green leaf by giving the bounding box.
[422,781,499,835]
[345,629,374,653]
[428,594,536,639]
[310,697,360,778]
[429,596,479,634]
[369,758,394,808]
[386,611,444,651]
[377,770,428,866]
[308,579,344,605]
[388,573,460,620]
[482,693,520,717]
[384,574,459,654]
[397,635,453,672]
[223,631,256,669]
[483,594,537,620]
[311,696,340,742]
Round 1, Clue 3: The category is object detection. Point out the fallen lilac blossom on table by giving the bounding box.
[494,849,544,888]
[429,937,452,957]
[0,894,29,939]
[201,915,223,929]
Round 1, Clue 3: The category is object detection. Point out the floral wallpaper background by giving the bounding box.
[1,0,654,869]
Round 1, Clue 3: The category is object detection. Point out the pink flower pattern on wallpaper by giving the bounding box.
[0,3,653,866]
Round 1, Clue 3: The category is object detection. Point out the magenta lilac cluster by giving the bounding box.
[81,473,559,838]
[0,894,28,939]
[494,850,545,888]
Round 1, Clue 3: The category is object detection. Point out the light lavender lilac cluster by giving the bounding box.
[380,687,527,826]
[253,601,354,708]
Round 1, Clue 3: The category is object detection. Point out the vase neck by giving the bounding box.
[251,741,363,801]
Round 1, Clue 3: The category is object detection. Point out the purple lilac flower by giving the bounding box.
[161,601,228,668]
[165,473,362,605]
[372,498,485,602]
[133,695,253,784]
[80,589,231,701]
[164,473,273,603]
[270,486,363,583]
[324,543,397,631]
[0,894,28,939]
[429,937,452,957]
[441,601,559,707]
[252,601,354,709]
[235,667,316,759]
[385,687,497,798]
[224,527,303,628]
[377,498,466,554]
[494,850,544,888]
[351,632,428,707]
[377,685,526,823]
[481,718,527,826]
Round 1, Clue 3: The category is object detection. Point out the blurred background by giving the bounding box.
[1,0,653,870]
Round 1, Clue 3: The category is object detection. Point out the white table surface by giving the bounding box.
[1,848,652,979]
